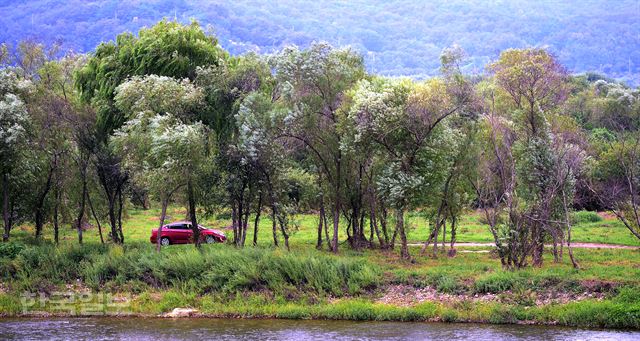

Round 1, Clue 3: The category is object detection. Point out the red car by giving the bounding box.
[150,221,226,246]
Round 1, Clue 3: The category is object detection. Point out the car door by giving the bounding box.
[183,224,194,243]
[172,224,187,243]
[164,224,180,243]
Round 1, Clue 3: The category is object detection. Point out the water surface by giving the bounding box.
[1,318,638,340]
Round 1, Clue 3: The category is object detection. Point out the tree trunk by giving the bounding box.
[332,158,341,254]
[396,208,409,259]
[87,191,104,244]
[532,226,544,267]
[35,165,55,239]
[368,213,374,248]
[448,215,457,257]
[156,198,169,252]
[2,173,10,242]
[271,204,278,247]
[442,219,446,249]
[370,195,384,248]
[53,188,60,245]
[316,203,324,250]
[237,198,243,246]
[107,198,118,243]
[322,202,331,249]
[279,215,290,251]
[332,202,339,253]
[232,202,238,244]
[390,224,398,250]
[117,188,125,244]
[380,203,389,247]
[241,201,250,247]
[76,176,87,244]
[432,218,439,257]
[253,192,262,247]
[187,180,200,248]
[562,190,579,269]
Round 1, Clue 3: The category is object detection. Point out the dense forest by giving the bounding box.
[1,20,639,270]
[1,0,639,85]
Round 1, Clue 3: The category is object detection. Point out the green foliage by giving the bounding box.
[474,272,522,293]
[75,20,226,136]
[0,68,32,173]
[571,211,603,225]
[545,300,640,329]
[613,286,640,304]
[0,241,26,259]
[0,294,21,315]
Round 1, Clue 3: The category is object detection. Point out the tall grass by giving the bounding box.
[0,242,381,297]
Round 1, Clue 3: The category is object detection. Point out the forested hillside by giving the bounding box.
[1,0,638,84]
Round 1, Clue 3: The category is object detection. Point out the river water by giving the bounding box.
[1,318,638,340]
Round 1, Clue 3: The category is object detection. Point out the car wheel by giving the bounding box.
[205,235,215,244]
[160,237,171,246]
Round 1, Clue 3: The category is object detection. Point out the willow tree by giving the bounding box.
[233,91,291,248]
[271,43,366,253]
[195,53,274,247]
[113,75,207,249]
[76,20,226,136]
[75,20,226,244]
[113,114,210,249]
[0,68,32,242]
[489,48,570,267]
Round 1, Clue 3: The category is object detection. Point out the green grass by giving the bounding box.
[9,207,639,248]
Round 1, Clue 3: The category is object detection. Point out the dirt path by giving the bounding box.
[408,242,639,250]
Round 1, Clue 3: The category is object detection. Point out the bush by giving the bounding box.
[430,273,461,294]
[613,286,640,304]
[157,291,196,313]
[0,242,26,259]
[474,272,523,293]
[440,309,458,322]
[571,211,603,225]
[488,305,519,324]
[0,294,21,315]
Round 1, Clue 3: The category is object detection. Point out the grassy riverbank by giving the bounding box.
[0,242,639,329]
[0,208,639,329]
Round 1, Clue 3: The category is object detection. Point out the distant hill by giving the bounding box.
[1,0,639,85]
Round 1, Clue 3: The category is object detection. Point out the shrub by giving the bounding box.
[488,305,518,324]
[157,290,196,313]
[430,273,461,294]
[613,286,640,304]
[440,308,459,322]
[0,242,26,259]
[571,211,603,225]
[0,294,21,315]
[474,272,523,293]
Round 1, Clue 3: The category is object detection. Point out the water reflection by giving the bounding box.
[1,318,638,340]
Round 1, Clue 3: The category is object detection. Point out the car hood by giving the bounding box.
[203,229,225,236]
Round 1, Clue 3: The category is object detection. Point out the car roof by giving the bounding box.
[166,221,206,227]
